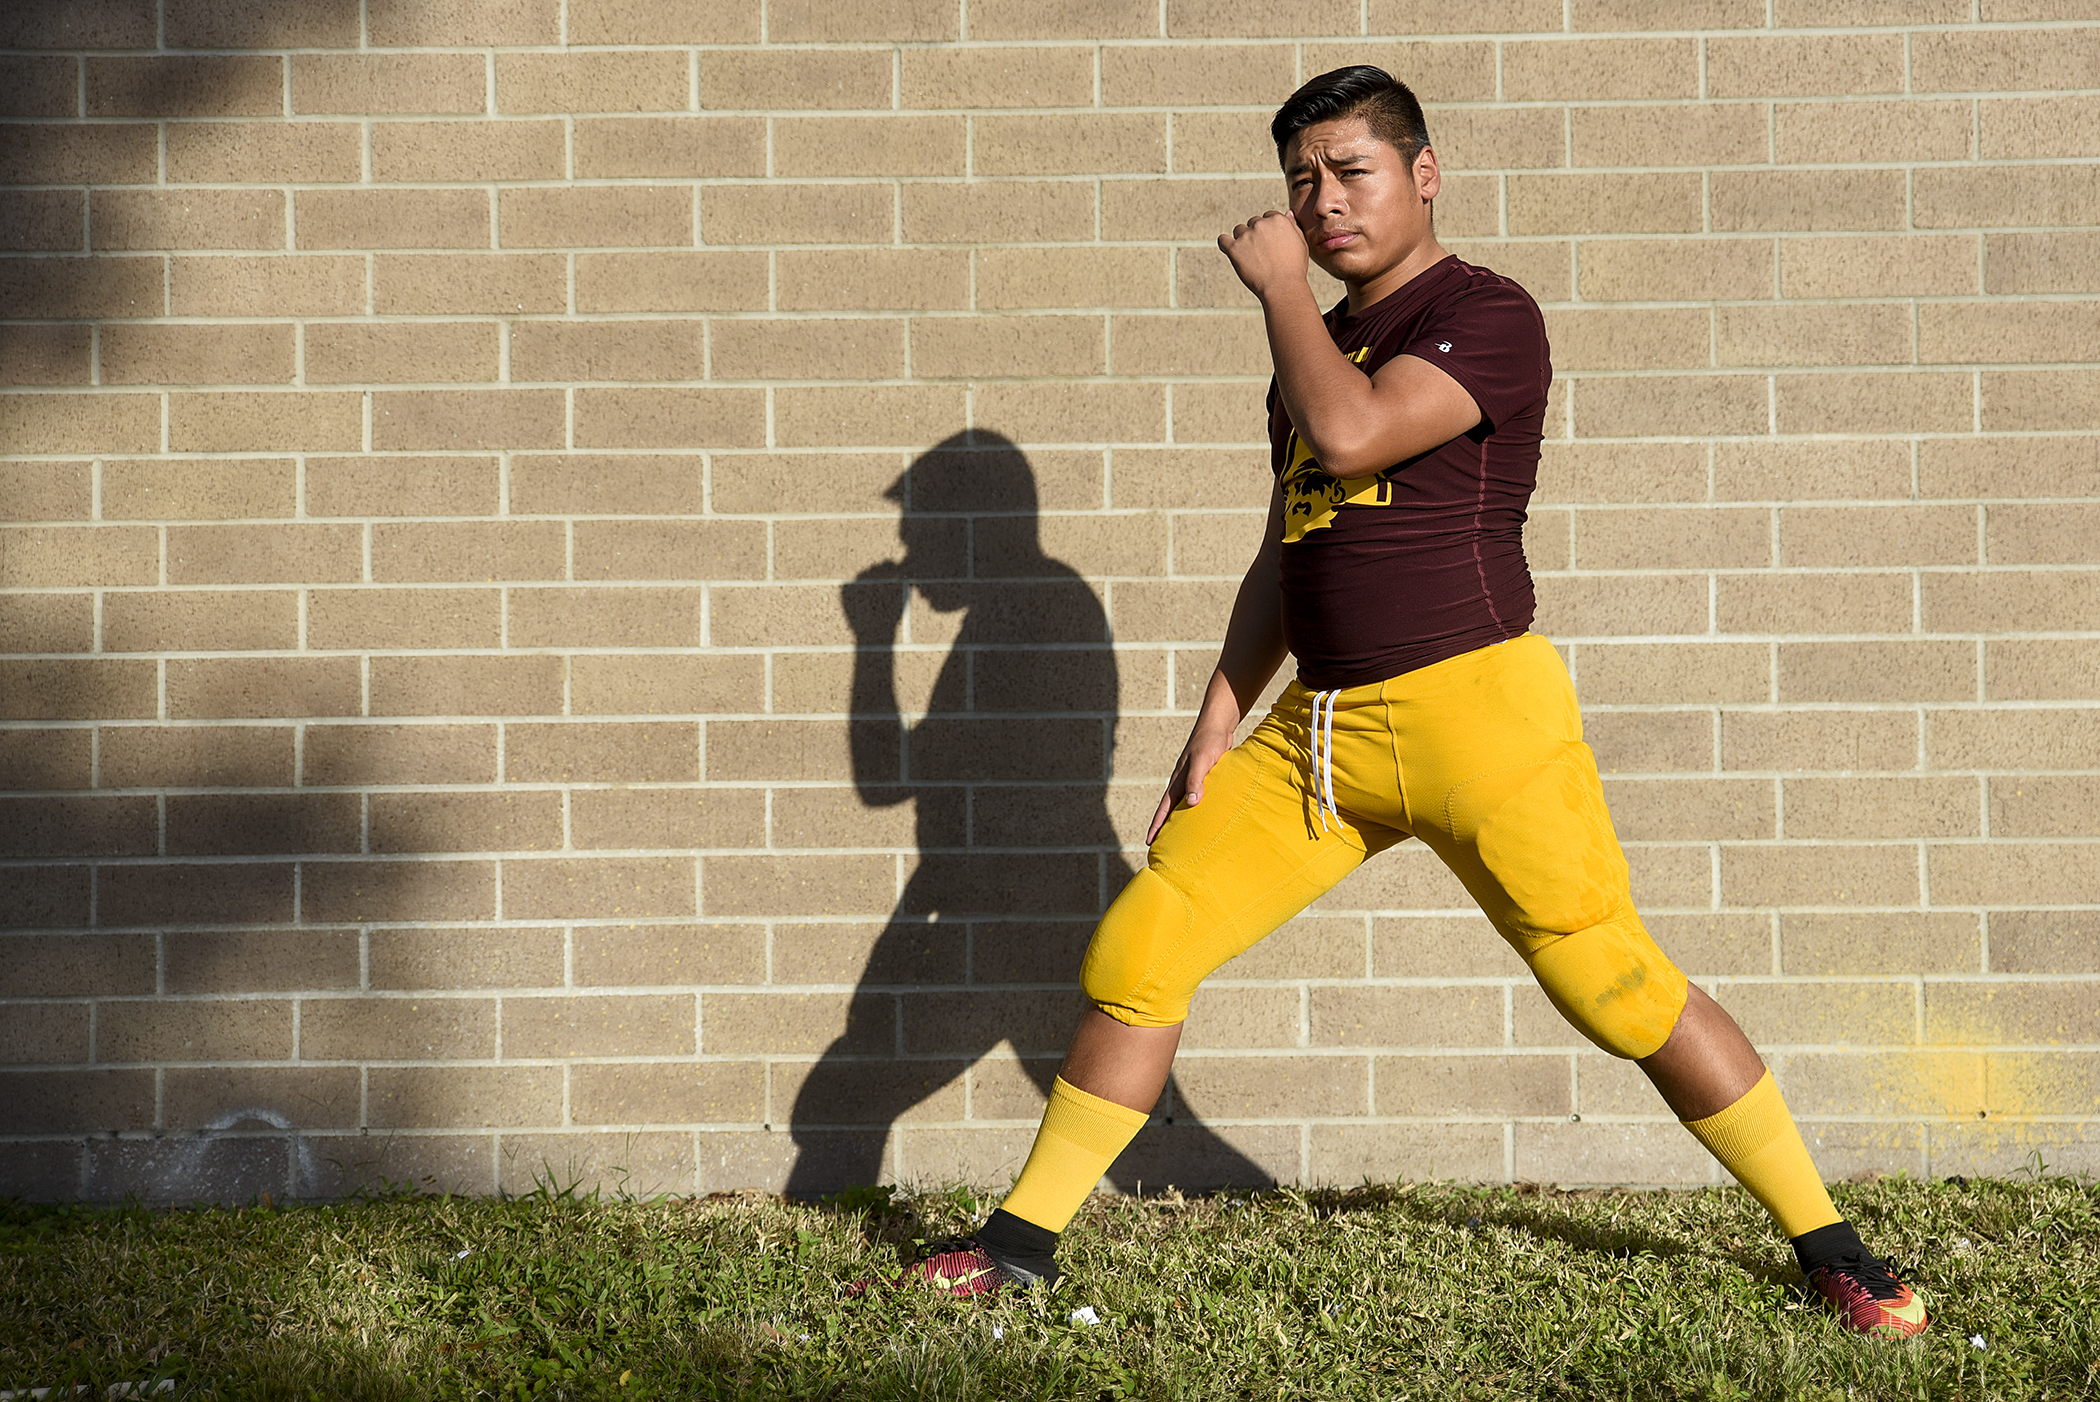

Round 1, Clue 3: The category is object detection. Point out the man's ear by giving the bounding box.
[1413,145,1441,203]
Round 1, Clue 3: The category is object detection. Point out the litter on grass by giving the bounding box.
[1070,1306,1102,1326]
[1970,1335,1987,1350]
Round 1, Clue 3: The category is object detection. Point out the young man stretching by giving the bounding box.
[895,67,1927,1338]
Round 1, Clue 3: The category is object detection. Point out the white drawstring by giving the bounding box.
[1309,688,1341,832]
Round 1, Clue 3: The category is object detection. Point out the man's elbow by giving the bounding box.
[1306,433,1388,479]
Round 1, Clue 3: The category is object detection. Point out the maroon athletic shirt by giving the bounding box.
[1267,253,1552,690]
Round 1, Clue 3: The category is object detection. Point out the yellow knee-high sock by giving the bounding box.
[999,1076,1151,1233]
[1682,1068,1842,1238]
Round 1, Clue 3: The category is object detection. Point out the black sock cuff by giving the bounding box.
[1791,1219,1864,1275]
[978,1208,1060,1262]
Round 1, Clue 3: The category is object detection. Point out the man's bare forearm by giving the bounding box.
[1260,280,1390,478]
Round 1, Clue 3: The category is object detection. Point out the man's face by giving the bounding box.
[1283,116,1438,287]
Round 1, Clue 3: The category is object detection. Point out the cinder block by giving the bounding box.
[1649,912,1772,976]
[1986,639,2100,702]
[1782,912,1980,976]
[372,120,566,183]
[373,389,565,451]
[1309,1122,1504,1185]
[1928,1119,2100,1181]
[88,55,283,117]
[299,189,490,250]
[707,584,856,649]
[1534,573,1708,637]
[1546,308,1708,373]
[1988,910,2100,976]
[1603,777,1774,841]
[1713,170,1906,233]
[778,115,965,178]
[1170,381,1271,445]
[571,653,764,717]
[300,860,496,923]
[1925,436,2100,501]
[1175,1054,1368,1117]
[1534,443,1705,506]
[699,49,889,109]
[1717,303,1912,370]
[1574,0,1762,23]
[1775,371,1971,435]
[1915,164,2100,230]
[166,121,362,184]
[703,183,890,246]
[0,124,156,186]
[497,52,688,115]
[291,54,486,115]
[1105,177,1289,245]
[905,180,1096,244]
[508,585,702,648]
[1448,239,1573,303]
[162,1066,361,1133]
[0,394,157,460]
[1986,230,2100,294]
[1374,1054,1568,1116]
[0,257,162,319]
[166,657,360,719]
[506,721,698,783]
[100,725,291,789]
[0,595,90,655]
[304,1131,495,1197]
[1779,642,1974,704]
[1781,234,1978,300]
[1170,110,1277,175]
[571,1064,763,1126]
[1982,369,2100,432]
[774,249,967,312]
[369,927,564,990]
[1166,0,1355,36]
[369,522,565,585]
[575,923,766,987]
[1721,709,1918,775]
[305,458,496,518]
[1571,644,1769,706]
[0,659,155,721]
[1584,711,1714,777]
[300,994,495,1061]
[500,186,691,249]
[1924,302,2100,367]
[1991,775,2100,839]
[1100,44,1293,107]
[1571,374,1766,437]
[1915,27,2100,93]
[1718,842,1920,908]
[374,253,566,315]
[1717,980,1916,1048]
[771,1058,967,1125]
[367,0,560,45]
[0,526,154,590]
[571,789,764,850]
[0,56,80,117]
[98,999,291,1064]
[573,388,765,449]
[171,255,362,316]
[1504,39,1696,102]
[1171,510,1266,576]
[1717,572,1912,636]
[503,994,695,1057]
[1781,504,1977,570]
[1707,33,1903,98]
[1715,441,1910,504]
[369,790,562,853]
[1574,506,1766,570]
[1312,986,1502,1049]
[170,392,363,453]
[575,116,765,179]
[575,250,766,312]
[0,1070,153,1134]
[1932,841,2100,906]
[368,655,564,716]
[100,460,293,520]
[0,730,91,791]
[165,929,360,994]
[304,323,500,385]
[1928,982,2100,1047]
[710,318,904,381]
[104,590,297,653]
[1572,102,1765,169]
[1778,99,1970,165]
[1927,707,2100,773]
[0,1004,87,1064]
[701,991,891,1055]
[0,867,92,928]
[509,455,704,515]
[0,464,90,526]
[976,113,1167,178]
[1515,1122,1713,1187]
[368,1067,560,1129]
[1986,502,2100,566]
[140,790,329,873]
[1926,570,2100,635]
[1181,987,1301,1049]
[704,719,863,782]
[164,523,355,586]
[702,854,897,919]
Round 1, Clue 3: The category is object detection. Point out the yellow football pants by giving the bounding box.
[1083,632,1689,1059]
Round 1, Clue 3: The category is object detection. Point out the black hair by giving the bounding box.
[1270,65,1431,169]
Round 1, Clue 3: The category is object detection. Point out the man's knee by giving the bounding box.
[1524,909,1689,1060]
[1078,867,1193,1028]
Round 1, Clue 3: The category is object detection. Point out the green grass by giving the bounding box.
[3,1173,2097,1401]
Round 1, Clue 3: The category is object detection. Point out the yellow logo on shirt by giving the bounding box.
[1279,346,1390,543]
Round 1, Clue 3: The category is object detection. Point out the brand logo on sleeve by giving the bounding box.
[1437,341,1452,352]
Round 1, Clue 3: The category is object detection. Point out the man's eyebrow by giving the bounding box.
[1286,150,1373,177]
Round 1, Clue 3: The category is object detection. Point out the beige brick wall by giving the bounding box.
[3,0,2097,1202]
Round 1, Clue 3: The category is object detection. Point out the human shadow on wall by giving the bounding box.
[783,431,1271,1199]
